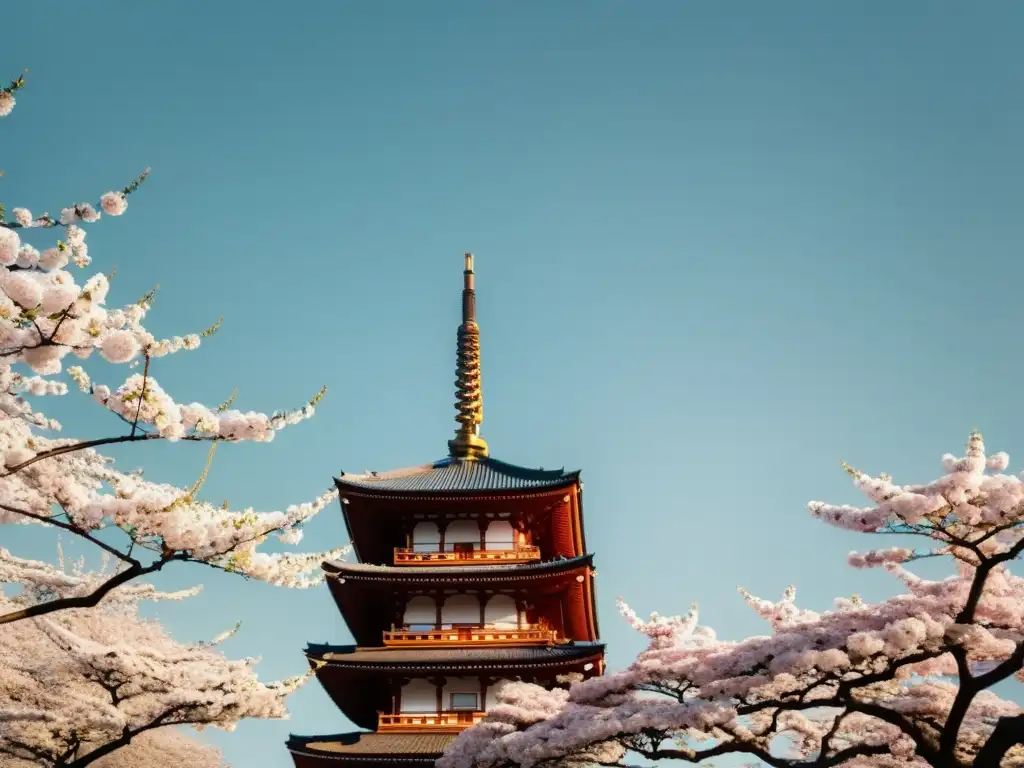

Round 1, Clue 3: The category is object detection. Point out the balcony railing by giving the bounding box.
[378,711,486,732]
[393,545,541,566]
[383,625,559,647]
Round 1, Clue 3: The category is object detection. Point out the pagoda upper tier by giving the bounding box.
[337,456,588,566]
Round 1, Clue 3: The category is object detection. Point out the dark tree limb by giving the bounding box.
[974,714,1024,767]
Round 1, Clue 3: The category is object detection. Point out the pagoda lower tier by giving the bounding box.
[305,642,606,731]
[323,555,599,646]
[287,732,458,768]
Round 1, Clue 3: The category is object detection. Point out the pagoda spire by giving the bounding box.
[448,253,489,459]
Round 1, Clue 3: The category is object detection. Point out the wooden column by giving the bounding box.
[478,517,488,550]
[396,594,407,631]
[478,591,487,625]
[479,676,491,711]
[438,520,448,553]
[429,676,446,713]
[435,591,443,629]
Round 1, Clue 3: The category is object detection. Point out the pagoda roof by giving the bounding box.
[306,642,604,671]
[287,732,454,764]
[323,554,593,583]
[336,456,579,496]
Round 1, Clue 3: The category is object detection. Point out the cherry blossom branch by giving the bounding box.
[973,714,1024,766]
[128,354,150,437]
[59,707,205,768]
[936,534,1024,755]
[972,640,1024,688]
[0,166,150,231]
[0,495,333,625]
[629,738,893,767]
[1,432,178,476]
[7,501,134,564]
[0,556,159,625]
[957,533,1024,624]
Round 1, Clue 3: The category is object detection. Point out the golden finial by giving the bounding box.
[448,253,489,459]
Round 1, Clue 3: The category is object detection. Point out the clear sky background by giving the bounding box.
[4,2,1024,766]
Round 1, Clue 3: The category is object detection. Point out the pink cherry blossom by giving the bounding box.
[98,329,139,363]
[99,192,127,216]
[0,228,20,267]
[0,569,310,767]
[2,271,42,308]
[16,244,40,268]
[442,432,1024,768]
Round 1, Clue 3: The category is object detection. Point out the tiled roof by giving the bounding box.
[288,732,455,758]
[336,456,579,495]
[323,554,593,582]
[306,643,604,670]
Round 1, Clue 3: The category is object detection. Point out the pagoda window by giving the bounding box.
[449,692,479,711]
[399,679,437,713]
[411,522,441,553]
[440,594,480,627]
[485,520,515,551]
[484,594,518,629]
[443,520,481,552]
[403,595,437,630]
[443,677,482,711]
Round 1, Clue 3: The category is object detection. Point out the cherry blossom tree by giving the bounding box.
[0,76,348,624]
[87,729,224,768]
[3,721,225,768]
[440,431,1024,768]
[0,547,310,767]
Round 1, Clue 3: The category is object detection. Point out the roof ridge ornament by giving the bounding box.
[448,253,489,459]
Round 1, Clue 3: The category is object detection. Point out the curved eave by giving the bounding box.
[323,554,594,583]
[287,733,453,767]
[306,642,605,670]
[334,455,581,501]
[335,475,580,502]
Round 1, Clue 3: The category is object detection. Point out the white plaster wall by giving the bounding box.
[486,520,515,550]
[412,521,440,552]
[441,594,480,626]
[400,679,437,712]
[484,594,518,628]
[403,595,436,628]
[444,520,480,550]
[443,676,482,711]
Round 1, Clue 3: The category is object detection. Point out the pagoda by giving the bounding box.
[287,255,603,768]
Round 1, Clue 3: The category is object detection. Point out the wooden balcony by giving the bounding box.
[378,711,486,732]
[383,625,559,647]
[393,545,541,566]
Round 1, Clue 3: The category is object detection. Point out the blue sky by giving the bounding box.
[4,2,1024,766]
